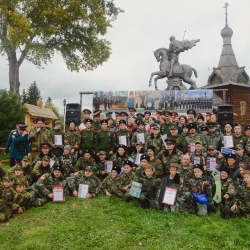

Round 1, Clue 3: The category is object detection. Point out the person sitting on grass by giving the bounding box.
[28,165,66,207]
[0,158,6,182]
[110,144,129,170]
[222,170,250,219]
[135,154,152,178]
[100,166,124,198]
[31,155,52,183]
[67,166,100,198]
[95,151,108,181]
[187,164,212,216]
[158,163,180,211]
[120,160,136,200]
[12,179,31,214]
[130,142,144,170]
[133,165,159,209]
[9,164,29,187]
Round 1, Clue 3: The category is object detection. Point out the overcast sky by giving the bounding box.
[0,0,249,114]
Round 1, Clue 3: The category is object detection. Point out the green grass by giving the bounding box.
[1,163,250,250]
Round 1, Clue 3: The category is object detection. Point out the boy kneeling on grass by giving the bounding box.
[220,170,250,219]
[187,164,212,216]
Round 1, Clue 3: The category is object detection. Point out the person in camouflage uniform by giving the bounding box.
[113,120,133,154]
[233,124,247,149]
[160,111,174,137]
[181,123,189,138]
[100,166,124,198]
[131,121,151,148]
[189,141,207,166]
[9,165,29,187]
[120,160,136,199]
[158,138,182,177]
[29,165,66,207]
[64,119,81,155]
[110,144,129,169]
[147,145,163,180]
[0,164,6,182]
[0,176,14,222]
[79,119,95,158]
[224,170,250,218]
[50,120,65,157]
[74,149,97,172]
[187,164,213,216]
[31,156,52,183]
[12,179,31,214]
[235,144,250,166]
[135,154,155,178]
[133,165,159,209]
[221,153,239,181]
[205,145,226,171]
[67,166,100,198]
[95,151,108,180]
[95,119,114,160]
[145,125,164,158]
[185,123,207,153]
[32,142,59,167]
[29,117,52,160]
[204,122,223,151]
[130,142,144,169]
[58,145,76,179]
[8,156,32,185]
[169,125,188,154]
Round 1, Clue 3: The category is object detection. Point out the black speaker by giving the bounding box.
[66,103,81,125]
[218,104,234,129]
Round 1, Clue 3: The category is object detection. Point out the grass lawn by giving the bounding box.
[1,163,250,250]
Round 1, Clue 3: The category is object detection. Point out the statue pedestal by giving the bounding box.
[166,77,187,90]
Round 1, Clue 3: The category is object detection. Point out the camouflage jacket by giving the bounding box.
[158,148,182,175]
[58,154,76,178]
[204,131,223,151]
[67,171,100,197]
[170,134,188,154]
[134,176,159,199]
[8,165,33,185]
[236,153,250,166]
[149,157,163,179]
[110,153,129,168]
[160,122,174,137]
[233,183,250,215]
[185,133,207,152]
[0,186,15,209]
[119,171,136,189]
[32,152,59,167]
[29,127,52,152]
[13,175,29,187]
[131,128,151,147]
[100,175,124,197]
[64,128,81,151]
[32,173,66,198]
[31,163,52,183]
[178,164,194,192]
[113,129,132,150]
[221,178,235,199]
[12,191,31,212]
[74,157,97,172]
[233,134,247,149]
[189,151,207,166]
[145,134,164,157]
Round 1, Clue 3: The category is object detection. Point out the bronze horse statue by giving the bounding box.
[149,48,198,90]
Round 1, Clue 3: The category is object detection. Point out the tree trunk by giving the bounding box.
[8,51,20,96]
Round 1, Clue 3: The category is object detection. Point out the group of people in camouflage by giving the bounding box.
[1,107,250,222]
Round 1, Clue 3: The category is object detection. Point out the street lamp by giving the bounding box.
[63,99,66,132]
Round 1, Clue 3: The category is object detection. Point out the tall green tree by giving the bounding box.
[26,81,41,105]
[45,97,52,105]
[0,1,122,96]
[44,101,63,124]
[21,88,28,105]
[0,89,26,143]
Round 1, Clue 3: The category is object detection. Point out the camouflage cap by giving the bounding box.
[152,125,160,130]
[85,166,94,172]
[206,122,217,128]
[135,141,143,146]
[42,155,50,161]
[99,151,106,155]
[195,140,202,145]
[169,125,178,130]
[235,144,244,150]
[22,156,29,162]
[208,145,215,150]
[14,164,23,171]
[55,120,62,125]
[3,176,14,182]
[165,138,176,144]
[15,179,27,185]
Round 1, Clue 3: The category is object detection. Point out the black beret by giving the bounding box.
[112,166,121,174]
[226,154,236,160]
[124,160,133,167]
[140,154,150,162]
[193,164,204,171]
[53,165,64,174]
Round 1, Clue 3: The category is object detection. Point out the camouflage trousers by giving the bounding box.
[138,194,157,209]
[29,190,47,207]
[0,201,12,222]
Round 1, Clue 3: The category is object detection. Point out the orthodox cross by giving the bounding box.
[224,2,229,24]
[182,30,186,41]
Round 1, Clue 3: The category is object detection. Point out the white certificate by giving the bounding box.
[49,159,55,168]
[78,122,86,131]
[161,134,168,149]
[78,184,89,198]
[188,142,196,153]
[119,135,127,146]
[224,135,234,148]
[54,135,63,146]
[193,156,201,165]
[135,153,143,165]
[207,157,216,171]
[52,186,64,202]
[137,133,145,144]
[162,187,178,206]
[105,161,113,173]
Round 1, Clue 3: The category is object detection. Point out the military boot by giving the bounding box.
[197,202,207,216]
[224,205,231,219]
[219,203,225,218]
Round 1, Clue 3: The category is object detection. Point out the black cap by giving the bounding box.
[140,154,150,162]
[85,119,92,124]
[220,166,229,174]
[147,145,156,153]
[245,126,250,131]
[68,119,76,125]
[206,122,217,128]
[188,123,197,130]
[187,109,196,116]
[193,164,204,171]
[144,111,151,116]
[165,138,176,144]
[226,154,236,160]
[201,126,208,131]
[112,166,121,174]
[137,121,145,126]
[83,109,92,114]
[124,160,133,167]
[118,144,126,149]
[83,149,92,155]
[40,142,51,148]
[100,119,108,124]
[36,117,45,123]
[119,120,126,125]
[164,111,172,117]
[197,115,204,121]
[128,107,136,112]
[53,165,64,174]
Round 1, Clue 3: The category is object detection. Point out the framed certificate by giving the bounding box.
[192,156,201,165]
[224,135,234,148]
[78,122,86,131]
[207,157,216,171]
[52,185,64,202]
[78,184,89,198]
[188,142,195,153]
[137,133,145,144]
[135,153,142,165]
[105,161,113,173]
[161,134,168,149]
[49,159,55,168]
[162,187,178,206]
[129,181,142,198]
[54,135,63,147]
[119,135,127,146]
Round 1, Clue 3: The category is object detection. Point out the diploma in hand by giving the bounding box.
[54,135,63,147]
[162,187,178,206]
[119,135,127,146]
[105,161,113,173]
[78,184,89,198]
[52,186,64,202]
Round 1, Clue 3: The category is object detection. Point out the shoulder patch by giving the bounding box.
[74,172,79,176]
[39,175,46,180]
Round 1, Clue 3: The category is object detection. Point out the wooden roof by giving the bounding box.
[23,103,58,119]
[202,80,250,89]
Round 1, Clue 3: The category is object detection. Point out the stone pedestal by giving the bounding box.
[166,77,187,90]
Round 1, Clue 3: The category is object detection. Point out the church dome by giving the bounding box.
[221,23,233,37]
